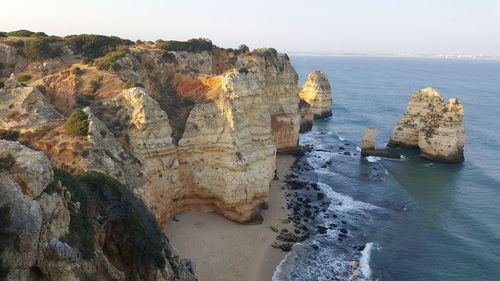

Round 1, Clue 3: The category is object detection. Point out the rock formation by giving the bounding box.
[299,99,313,133]
[299,70,332,118]
[361,126,401,159]
[388,87,465,163]
[0,36,307,260]
[0,140,196,281]
[0,78,62,131]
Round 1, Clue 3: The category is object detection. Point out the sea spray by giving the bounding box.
[360,242,374,278]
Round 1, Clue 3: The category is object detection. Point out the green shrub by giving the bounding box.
[0,154,15,170]
[182,97,195,107]
[95,48,129,71]
[75,94,95,107]
[64,34,126,59]
[23,38,62,61]
[16,75,32,83]
[6,30,47,38]
[90,80,101,93]
[238,44,250,53]
[63,110,89,136]
[54,169,167,267]
[124,81,144,89]
[156,38,213,52]
[71,66,83,75]
[0,81,4,89]
[161,51,177,62]
[0,32,6,37]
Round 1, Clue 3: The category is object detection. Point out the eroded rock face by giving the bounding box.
[97,77,276,225]
[299,70,332,118]
[0,84,62,131]
[362,126,377,151]
[388,87,465,163]
[299,99,313,133]
[178,70,276,223]
[0,140,196,281]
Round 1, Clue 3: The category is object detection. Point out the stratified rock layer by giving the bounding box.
[299,70,332,118]
[388,87,465,163]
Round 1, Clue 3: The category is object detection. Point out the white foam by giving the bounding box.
[272,251,293,281]
[318,182,378,212]
[338,136,345,141]
[365,156,381,162]
[360,242,374,278]
[356,146,362,152]
[384,169,390,175]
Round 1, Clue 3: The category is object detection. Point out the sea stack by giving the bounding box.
[388,87,465,163]
[299,70,332,118]
[361,126,401,159]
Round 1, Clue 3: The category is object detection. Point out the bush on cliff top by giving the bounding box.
[64,34,132,59]
[156,38,213,52]
[6,30,48,38]
[95,48,129,71]
[55,170,167,267]
[63,110,89,136]
[23,38,62,61]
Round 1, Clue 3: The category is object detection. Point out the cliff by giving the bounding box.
[299,70,332,118]
[388,87,465,163]
[0,36,301,227]
[0,140,196,281]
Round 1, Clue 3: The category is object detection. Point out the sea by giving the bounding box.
[273,56,500,281]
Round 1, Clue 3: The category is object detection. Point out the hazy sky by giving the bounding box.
[2,0,500,56]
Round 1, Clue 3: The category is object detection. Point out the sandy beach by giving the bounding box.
[166,154,296,281]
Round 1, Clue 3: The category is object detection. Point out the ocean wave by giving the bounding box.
[318,182,379,212]
[360,242,374,278]
[365,156,381,162]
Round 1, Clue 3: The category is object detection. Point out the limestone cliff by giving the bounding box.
[0,38,300,227]
[0,76,62,132]
[388,87,465,163]
[299,70,332,118]
[0,140,196,281]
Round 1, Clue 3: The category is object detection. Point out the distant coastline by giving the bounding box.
[288,52,500,60]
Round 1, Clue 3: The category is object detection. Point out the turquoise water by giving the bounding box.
[275,56,500,281]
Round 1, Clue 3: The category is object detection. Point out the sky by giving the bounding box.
[1,0,500,56]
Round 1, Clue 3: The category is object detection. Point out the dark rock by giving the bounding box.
[343,151,351,156]
[361,148,401,159]
[272,242,294,252]
[354,245,366,251]
[340,228,348,234]
[269,226,279,233]
[317,192,326,200]
[317,226,328,234]
[277,230,301,243]
[312,244,319,250]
